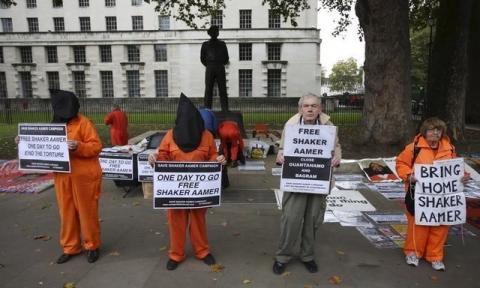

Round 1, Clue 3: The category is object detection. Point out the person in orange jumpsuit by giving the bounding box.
[148,93,226,271]
[217,120,244,167]
[396,117,470,271]
[104,104,128,146]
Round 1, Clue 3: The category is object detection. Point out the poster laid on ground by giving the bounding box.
[358,158,401,182]
[99,151,134,180]
[280,124,336,194]
[153,162,222,209]
[18,123,70,172]
[326,189,376,212]
[414,158,466,226]
[137,149,155,182]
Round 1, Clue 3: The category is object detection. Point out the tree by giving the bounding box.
[410,27,429,100]
[328,57,362,92]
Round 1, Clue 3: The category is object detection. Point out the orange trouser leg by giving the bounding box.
[72,175,101,251]
[425,225,448,262]
[230,142,239,161]
[55,175,82,254]
[167,209,189,262]
[404,212,429,258]
[189,208,210,259]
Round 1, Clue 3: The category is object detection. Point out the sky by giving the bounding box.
[317,8,365,75]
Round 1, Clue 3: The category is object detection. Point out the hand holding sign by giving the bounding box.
[67,140,78,151]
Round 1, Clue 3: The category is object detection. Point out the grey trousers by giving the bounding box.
[275,192,327,263]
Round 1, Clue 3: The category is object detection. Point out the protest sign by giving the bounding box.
[18,123,70,172]
[280,124,336,194]
[99,151,134,180]
[137,149,155,182]
[414,158,466,226]
[326,189,376,212]
[153,162,222,209]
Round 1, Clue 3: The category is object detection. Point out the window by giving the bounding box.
[79,17,91,31]
[1,18,13,32]
[239,10,251,29]
[267,69,281,97]
[19,72,33,98]
[53,0,63,8]
[211,10,223,28]
[53,17,65,32]
[72,71,86,98]
[26,0,37,8]
[105,17,117,31]
[73,46,86,63]
[47,71,60,90]
[127,45,140,62]
[268,9,281,28]
[158,15,170,30]
[132,16,143,30]
[154,44,167,62]
[0,72,7,98]
[100,71,114,98]
[0,47,3,63]
[126,70,140,97]
[0,2,9,8]
[105,0,115,7]
[79,0,89,7]
[131,0,142,6]
[239,69,252,97]
[27,18,39,32]
[19,46,33,63]
[267,43,281,60]
[45,46,58,63]
[154,70,168,97]
[239,43,252,61]
[99,45,112,62]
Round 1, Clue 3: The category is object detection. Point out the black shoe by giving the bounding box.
[166,259,179,270]
[273,260,286,275]
[302,260,318,273]
[56,253,74,264]
[86,249,100,263]
[202,254,216,265]
[231,160,238,168]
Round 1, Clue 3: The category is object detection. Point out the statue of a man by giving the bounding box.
[201,25,229,112]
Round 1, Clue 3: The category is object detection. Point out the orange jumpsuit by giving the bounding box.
[156,129,218,262]
[396,135,455,262]
[54,114,103,254]
[218,120,244,161]
[104,109,128,146]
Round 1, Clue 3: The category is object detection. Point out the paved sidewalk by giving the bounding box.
[0,157,479,288]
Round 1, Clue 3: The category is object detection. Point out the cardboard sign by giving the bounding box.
[18,123,70,172]
[414,158,466,226]
[99,151,134,180]
[280,124,336,194]
[137,149,155,182]
[153,162,222,209]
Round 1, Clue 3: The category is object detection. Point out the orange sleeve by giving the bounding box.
[205,132,218,161]
[157,130,172,161]
[396,143,414,182]
[74,118,102,158]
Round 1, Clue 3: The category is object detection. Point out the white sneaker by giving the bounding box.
[431,261,445,271]
[405,253,419,267]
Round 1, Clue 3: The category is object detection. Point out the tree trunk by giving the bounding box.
[466,1,480,124]
[425,0,474,140]
[355,0,412,144]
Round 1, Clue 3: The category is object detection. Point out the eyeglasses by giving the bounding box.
[426,128,442,134]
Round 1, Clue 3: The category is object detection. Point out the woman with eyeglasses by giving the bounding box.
[396,117,470,271]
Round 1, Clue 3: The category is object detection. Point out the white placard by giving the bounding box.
[99,151,134,180]
[153,162,222,209]
[18,123,70,172]
[414,158,466,226]
[280,124,337,194]
[137,149,155,182]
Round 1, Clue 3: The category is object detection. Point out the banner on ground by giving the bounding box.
[137,149,155,182]
[99,151,133,180]
[414,158,466,226]
[326,189,376,212]
[280,124,336,194]
[18,123,70,172]
[153,161,222,209]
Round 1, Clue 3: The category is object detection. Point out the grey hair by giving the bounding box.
[298,93,321,108]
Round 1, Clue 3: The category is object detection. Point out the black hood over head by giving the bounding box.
[50,89,80,123]
[173,93,205,152]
